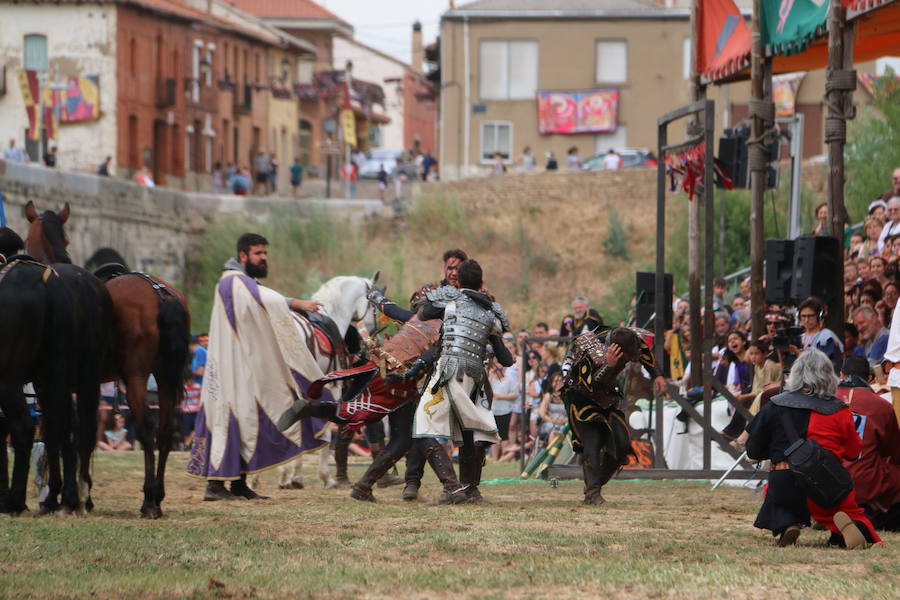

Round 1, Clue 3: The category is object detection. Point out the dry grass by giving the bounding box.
[1,452,897,599]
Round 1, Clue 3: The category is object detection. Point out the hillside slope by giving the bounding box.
[186,169,674,329]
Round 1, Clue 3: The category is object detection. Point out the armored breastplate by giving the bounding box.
[439,296,496,380]
[563,332,624,408]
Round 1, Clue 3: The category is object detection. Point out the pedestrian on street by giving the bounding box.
[290,158,304,198]
[43,146,57,168]
[4,139,28,163]
[97,155,112,176]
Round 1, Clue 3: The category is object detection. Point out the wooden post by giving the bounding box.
[703,100,715,470]
[655,118,667,469]
[749,0,770,341]
[688,0,704,388]
[825,0,852,338]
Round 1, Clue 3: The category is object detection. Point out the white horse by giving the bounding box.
[251,274,377,490]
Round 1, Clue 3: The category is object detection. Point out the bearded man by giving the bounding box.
[186,233,328,501]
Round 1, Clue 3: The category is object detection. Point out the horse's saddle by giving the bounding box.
[92,262,129,283]
[306,312,346,357]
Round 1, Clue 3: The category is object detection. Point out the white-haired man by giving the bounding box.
[851,305,890,368]
[877,196,900,252]
[746,349,882,549]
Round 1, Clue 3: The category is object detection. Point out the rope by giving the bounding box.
[747,99,775,122]
[826,69,857,93]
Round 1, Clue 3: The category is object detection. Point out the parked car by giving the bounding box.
[582,148,658,170]
[359,150,417,180]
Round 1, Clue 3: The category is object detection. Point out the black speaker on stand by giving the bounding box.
[765,239,795,304]
[790,235,842,303]
[635,271,674,331]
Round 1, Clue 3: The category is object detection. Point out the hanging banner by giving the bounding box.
[536,89,619,135]
[57,75,100,123]
[773,71,807,117]
[17,69,40,140]
[340,108,357,148]
[761,0,829,56]
[696,0,752,82]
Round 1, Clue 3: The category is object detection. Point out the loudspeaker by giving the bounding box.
[790,235,841,303]
[717,127,749,189]
[635,271,673,330]
[765,239,795,304]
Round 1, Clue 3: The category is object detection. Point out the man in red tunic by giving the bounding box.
[836,356,900,531]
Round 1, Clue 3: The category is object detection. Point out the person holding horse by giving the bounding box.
[187,233,330,501]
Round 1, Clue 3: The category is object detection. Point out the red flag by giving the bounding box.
[697,0,752,82]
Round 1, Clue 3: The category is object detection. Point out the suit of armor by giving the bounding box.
[561,327,655,505]
[413,285,513,502]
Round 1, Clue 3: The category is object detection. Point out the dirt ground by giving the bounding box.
[1,451,897,599]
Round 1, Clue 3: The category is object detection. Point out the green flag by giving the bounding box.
[761,0,830,56]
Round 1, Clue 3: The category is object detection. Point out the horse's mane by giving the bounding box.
[40,211,72,264]
[311,276,360,306]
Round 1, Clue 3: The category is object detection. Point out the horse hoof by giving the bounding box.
[140,506,163,520]
[323,479,338,490]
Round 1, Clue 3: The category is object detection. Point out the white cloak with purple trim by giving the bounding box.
[187,269,330,480]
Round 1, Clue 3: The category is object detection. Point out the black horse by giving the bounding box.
[0,256,76,514]
[23,202,115,514]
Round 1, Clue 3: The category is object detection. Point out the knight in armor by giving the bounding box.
[362,248,468,501]
[412,259,514,503]
[561,326,663,505]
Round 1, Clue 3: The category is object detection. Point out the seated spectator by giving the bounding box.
[746,349,882,548]
[878,281,899,328]
[858,257,871,280]
[859,218,881,258]
[795,297,843,372]
[849,232,865,260]
[811,202,828,235]
[722,341,780,440]
[538,365,566,442]
[844,261,859,286]
[851,305,890,367]
[228,166,251,195]
[569,296,603,335]
[844,322,866,358]
[559,314,576,338]
[836,356,900,531]
[98,414,132,451]
[133,166,155,187]
[870,256,889,287]
[868,198,888,223]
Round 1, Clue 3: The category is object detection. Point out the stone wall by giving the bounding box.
[1,159,202,283]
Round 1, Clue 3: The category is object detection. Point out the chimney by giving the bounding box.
[412,21,423,74]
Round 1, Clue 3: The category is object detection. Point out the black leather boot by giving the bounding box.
[230,474,270,500]
[368,441,403,488]
[203,480,234,501]
[581,456,605,506]
[334,434,351,488]
[350,445,399,503]
[423,443,467,505]
[459,442,487,503]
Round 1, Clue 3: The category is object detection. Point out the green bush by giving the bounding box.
[602,209,630,260]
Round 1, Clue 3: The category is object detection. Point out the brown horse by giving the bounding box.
[25,201,190,518]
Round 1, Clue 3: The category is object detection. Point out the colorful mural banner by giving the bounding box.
[56,75,100,123]
[536,89,619,135]
[17,70,99,141]
[773,71,807,117]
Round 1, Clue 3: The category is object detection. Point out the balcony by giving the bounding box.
[156,78,176,108]
[233,83,252,115]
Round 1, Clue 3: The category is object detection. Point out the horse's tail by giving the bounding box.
[157,297,190,408]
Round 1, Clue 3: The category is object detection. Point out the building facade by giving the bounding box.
[438,0,877,180]
[0,2,119,172]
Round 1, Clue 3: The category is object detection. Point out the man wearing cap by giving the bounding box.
[0,226,24,261]
[836,356,900,531]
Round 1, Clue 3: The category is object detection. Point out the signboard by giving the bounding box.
[340,109,357,148]
[536,89,619,135]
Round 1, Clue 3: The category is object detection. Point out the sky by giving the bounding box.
[318,0,451,64]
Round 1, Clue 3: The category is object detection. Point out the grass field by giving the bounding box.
[1,452,897,599]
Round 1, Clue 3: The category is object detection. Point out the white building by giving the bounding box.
[0,3,118,172]
[332,36,405,152]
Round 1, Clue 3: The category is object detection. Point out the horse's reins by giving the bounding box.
[0,258,57,286]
